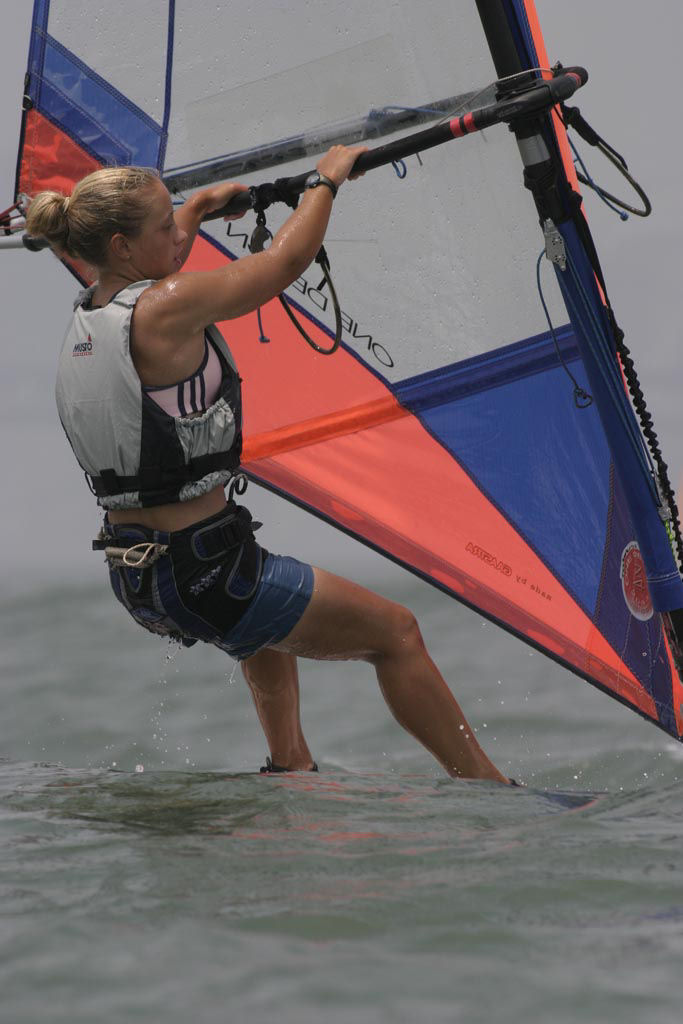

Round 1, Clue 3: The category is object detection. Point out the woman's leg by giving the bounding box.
[272,568,508,783]
[241,648,316,771]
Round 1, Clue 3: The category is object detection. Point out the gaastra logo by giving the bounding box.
[72,334,93,356]
[466,541,512,577]
[620,541,653,621]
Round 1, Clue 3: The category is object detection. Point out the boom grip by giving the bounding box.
[203,191,254,220]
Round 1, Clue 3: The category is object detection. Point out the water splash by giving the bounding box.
[226,661,239,686]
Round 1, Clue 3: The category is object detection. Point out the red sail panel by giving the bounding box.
[17,112,99,284]
[18,110,100,199]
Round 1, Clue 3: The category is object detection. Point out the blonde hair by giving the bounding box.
[25,166,160,266]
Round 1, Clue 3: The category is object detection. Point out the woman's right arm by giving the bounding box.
[141,145,366,342]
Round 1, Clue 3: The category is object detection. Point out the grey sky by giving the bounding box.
[1,3,680,592]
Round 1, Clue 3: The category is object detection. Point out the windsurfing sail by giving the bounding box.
[10,0,683,738]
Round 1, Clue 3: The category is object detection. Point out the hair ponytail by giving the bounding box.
[25,191,72,255]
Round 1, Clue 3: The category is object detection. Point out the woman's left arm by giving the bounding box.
[173,182,249,266]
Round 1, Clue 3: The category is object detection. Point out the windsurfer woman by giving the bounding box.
[26,146,509,783]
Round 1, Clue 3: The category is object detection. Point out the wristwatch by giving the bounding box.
[304,171,338,198]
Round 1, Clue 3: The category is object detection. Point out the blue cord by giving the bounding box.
[378,106,448,180]
[569,138,628,221]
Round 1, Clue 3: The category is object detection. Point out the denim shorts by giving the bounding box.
[105,504,314,660]
[217,553,314,660]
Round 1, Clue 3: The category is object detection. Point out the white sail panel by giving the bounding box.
[163,0,568,382]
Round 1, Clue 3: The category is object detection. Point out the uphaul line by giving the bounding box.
[202,66,588,222]
[224,223,392,368]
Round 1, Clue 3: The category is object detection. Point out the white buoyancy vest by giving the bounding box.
[56,280,243,510]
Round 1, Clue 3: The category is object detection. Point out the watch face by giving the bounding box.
[305,172,320,189]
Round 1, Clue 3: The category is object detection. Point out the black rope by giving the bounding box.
[228,473,248,501]
[560,154,681,571]
[246,188,342,356]
[613,326,683,571]
[278,245,342,355]
[561,105,652,218]
[256,305,270,344]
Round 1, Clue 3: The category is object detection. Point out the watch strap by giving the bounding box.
[306,173,338,199]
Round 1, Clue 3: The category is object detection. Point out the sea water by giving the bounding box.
[2,573,683,1024]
